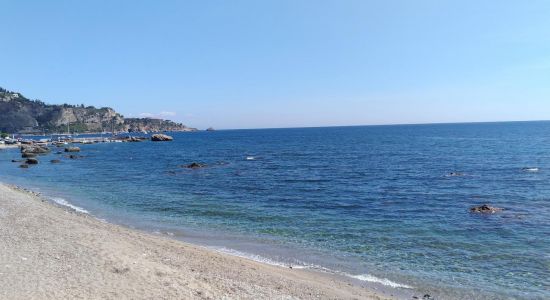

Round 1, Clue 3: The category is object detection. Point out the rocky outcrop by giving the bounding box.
[470,204,503,214]
[0,88,125,133]
[151,134,173,142]
[0,87,195,134]
[21,145,50,154]
[125,118,197,133]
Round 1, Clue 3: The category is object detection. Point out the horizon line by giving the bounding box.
[214,119,550,131]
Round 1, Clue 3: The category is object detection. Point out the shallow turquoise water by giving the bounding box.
[1,122,549,299]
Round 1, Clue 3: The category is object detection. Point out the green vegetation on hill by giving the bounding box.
[0,87,196,134]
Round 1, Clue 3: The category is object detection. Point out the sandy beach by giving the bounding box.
[0,183,389,300]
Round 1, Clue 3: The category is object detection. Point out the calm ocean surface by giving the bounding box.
[1,122,549,299]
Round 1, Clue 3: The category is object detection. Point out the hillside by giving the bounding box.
[125,118,196,133]
[0,87,196,133]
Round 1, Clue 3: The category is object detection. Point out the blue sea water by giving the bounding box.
[0,122,549,299]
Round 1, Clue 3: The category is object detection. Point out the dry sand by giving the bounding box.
[0,183,391,300]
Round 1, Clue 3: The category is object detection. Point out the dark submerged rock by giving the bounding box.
[19,164,29,168]
[50,159,61,163]
[448,172,464,177]
[184,162,206,169]
[25,158,39,164]
[151,134,173,142]
[470,204,503,214]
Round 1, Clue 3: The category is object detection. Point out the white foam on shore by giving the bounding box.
[347,273,413,289]
[210,247,305,269]
[209,246,413,289]
[48,197,90,214]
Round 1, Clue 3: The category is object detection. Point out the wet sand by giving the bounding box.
[0,183,390,299]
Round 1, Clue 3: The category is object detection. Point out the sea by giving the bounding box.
[0,122,548,299]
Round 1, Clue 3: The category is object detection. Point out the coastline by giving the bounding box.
[0,182,390,299]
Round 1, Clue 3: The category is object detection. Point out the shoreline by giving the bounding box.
[0,182,393,299]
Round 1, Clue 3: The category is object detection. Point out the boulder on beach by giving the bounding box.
[65,147,81,152]
[183,162,206,169]
[151,134,173,142]
[470,204,503,214]
[25,158,39,165]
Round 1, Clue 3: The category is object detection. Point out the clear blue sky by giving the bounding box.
[1,1,549,129]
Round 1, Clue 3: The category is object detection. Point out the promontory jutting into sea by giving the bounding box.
[1,86,548,299]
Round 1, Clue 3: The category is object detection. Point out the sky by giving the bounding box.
[1,0,549,129]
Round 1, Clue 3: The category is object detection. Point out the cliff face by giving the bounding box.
[0,87,194,133]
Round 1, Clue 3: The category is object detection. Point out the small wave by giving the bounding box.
[48,197,89,214]
[246,156,256,160]
[209,247,412,289]
[347,273,413,289]
[522,167,539,172]
[210,247,304,268]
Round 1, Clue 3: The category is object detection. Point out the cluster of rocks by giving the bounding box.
[12,143,90,168]
[17,144,51,168]
[151,134,173,142]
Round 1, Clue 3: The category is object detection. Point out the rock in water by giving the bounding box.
[184,162,206,169]
[151,134,173,142]
[65,147,81,152]
[21,145,50,154]
[470,204,503,214]
[50,159,61,163]
[25,158,39,164]
[19,164,29,168]
[22,152,37,158]
[206,127,215,131]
